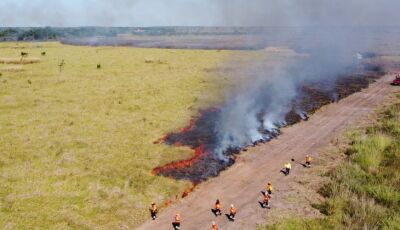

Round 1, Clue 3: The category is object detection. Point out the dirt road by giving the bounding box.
[137,74,398,230]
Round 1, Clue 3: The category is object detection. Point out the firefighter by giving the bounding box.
[212,221,218,230]
[262,193,271,209]
[267,182,273,195]
[214,199,222,216]
[149,202,158,220]
[173,212,181,230]
[305,154,312,168]
[284,162,292,176]
[229,204,237,221]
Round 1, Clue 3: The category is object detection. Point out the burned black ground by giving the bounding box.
[154,64,383,183]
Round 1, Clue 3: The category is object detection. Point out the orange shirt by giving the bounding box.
[306,155,312,162]
[175,214,181,223]
[151,205,157,212]
[230,207,237,214]
[215,203,221,210]
[212,223,218,230]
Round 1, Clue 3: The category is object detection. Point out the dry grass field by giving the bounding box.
[0,41,306,229]
[0,42,236,229]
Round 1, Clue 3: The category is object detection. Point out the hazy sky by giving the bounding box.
[1,0,399,27]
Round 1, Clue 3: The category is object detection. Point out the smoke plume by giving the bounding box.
[211,1,393,160]
[0,0,399,27]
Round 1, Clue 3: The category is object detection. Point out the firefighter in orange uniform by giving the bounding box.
[214,199,222,216]
[262,193,271,209]
[229,204,237,221]
[284,162,292,176]
[305,154,312,168]
[212,221,218,230]
[149,202,158,220]
[173,212,181,230]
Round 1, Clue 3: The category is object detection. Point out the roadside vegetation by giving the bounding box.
[0,42,233,229]
[260,94,400,230]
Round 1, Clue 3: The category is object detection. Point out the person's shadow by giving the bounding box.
[172,222,180,230]
[225,213,235,222]
[292,159,308,168]
[211,208,222,217]
[258,201,271,209]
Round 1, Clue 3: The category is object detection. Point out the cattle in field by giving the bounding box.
[21,52,28,57]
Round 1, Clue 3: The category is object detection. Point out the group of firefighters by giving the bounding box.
[149,154,313,229]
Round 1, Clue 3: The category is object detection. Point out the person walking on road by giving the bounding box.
[149,202,158,220]
[262,193,271,209]
[305,154,312,168]
[228,204,237,221]
[173,212,181,230]
[267,182,273,195]
[212,221,218,230]
[213,199,222,216]
[283,162,292,176]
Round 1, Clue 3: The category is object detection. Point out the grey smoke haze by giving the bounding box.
[211,2,391,159]
[0,0,399,27]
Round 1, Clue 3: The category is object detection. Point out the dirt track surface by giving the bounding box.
[137,74,398,230]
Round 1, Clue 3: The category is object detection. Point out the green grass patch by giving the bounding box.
[259,95,400,230]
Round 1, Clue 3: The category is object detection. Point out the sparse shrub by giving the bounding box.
[344,147,357,156]
[317,181,339,198]
[0,57,40,64]
[312,201,335,216]
[144,58,154,63]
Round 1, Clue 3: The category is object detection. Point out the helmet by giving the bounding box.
[230,204,234,208]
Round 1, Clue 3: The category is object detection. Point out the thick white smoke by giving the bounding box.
[214,68,296,160]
